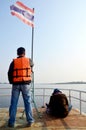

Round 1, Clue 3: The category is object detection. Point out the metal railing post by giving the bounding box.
[80,91,81,114]
[42,88,45,107]
[69,89,71,104]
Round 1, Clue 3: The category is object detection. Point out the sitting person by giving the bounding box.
[46,88,72,118]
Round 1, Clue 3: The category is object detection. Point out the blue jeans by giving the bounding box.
[8,84,34,125]
[68,104,72,112]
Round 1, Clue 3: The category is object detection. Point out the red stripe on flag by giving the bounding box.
[16,1,34,14]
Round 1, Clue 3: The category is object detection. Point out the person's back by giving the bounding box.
[49,93,69,118]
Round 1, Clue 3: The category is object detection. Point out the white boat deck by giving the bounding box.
[0,107,86,130]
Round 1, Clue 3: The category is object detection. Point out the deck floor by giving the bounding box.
[0,107,86,130]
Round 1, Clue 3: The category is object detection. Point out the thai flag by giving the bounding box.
[10,1,34,27]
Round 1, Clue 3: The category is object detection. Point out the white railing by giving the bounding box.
[0,87,86,114]
[33,88,86,114]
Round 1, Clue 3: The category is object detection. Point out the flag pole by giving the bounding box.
[31,27,34,62]
[30,8,41,118]
[31,8,34,64]
[31,8,34,100]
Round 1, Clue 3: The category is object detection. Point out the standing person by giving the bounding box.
[8,47,34,127]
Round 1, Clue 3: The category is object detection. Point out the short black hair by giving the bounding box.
[52,88,62,95]
[17,47,25,55]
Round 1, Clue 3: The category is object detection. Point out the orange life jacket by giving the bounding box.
[13,57,32,83]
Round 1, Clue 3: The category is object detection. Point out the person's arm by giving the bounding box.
[48,96,54,108]
[29,58,34,67]
[8,61,14,84]
[29,58,34,72]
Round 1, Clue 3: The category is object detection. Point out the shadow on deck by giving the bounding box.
[0,107,86,130]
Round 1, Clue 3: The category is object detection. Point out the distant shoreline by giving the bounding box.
[34,82,86,85]
[0,81,86,84]
[55,82,86,84]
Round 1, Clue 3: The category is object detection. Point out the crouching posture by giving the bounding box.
[46,89,72,118]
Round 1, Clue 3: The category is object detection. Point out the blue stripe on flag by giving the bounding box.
[10,5,34,21]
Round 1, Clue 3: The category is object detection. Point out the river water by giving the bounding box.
[0,83,86,113]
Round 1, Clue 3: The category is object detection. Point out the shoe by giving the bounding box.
[27,122,34,127]
[8,123,14,128]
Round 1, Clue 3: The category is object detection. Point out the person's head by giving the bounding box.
[52,88,62,95]
[17,47,25,56]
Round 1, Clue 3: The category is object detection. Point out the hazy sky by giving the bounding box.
[1,0,86,83]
